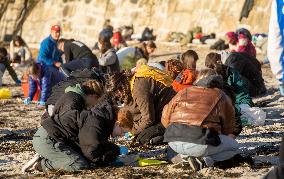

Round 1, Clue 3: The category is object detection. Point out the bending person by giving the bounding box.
[23,80,131,172]
[162,69,239,171]
[57,39,99,76]
[23,63,65,106]
[107,66,176,145]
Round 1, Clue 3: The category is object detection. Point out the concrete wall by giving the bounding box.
[0,0,272,47]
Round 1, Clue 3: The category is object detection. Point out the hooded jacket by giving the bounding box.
[42,85,118,163]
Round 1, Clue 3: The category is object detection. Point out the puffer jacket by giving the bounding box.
[161,86,235,135]
[42,89,118,163]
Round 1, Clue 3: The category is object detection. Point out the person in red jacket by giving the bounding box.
[171,50,199,92]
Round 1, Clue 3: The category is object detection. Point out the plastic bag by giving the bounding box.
[239,104,266,126]
[0,88,12,99]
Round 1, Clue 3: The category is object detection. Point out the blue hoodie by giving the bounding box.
[37,35,62,66]
[28,63,65,102]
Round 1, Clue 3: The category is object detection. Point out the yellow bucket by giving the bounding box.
[0,88,12,99]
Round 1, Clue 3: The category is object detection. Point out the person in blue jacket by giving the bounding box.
[23,63,65,106]
[37,25,62,67]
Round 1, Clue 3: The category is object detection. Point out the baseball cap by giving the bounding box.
[51,25,61,32]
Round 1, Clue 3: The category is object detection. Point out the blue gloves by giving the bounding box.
[119,146,129,155]
[15,79,21,85]
[37,101,46,106]
[23,97,31,105]
[23,98,45,106]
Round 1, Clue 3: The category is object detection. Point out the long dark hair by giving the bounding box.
[13,36,26,46]
[99,35,112,54]
[105,71,133,105]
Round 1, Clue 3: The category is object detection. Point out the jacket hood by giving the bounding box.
[65,84,85,96]
[195,75,224,89]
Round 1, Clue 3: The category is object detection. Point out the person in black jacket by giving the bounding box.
[222,52,266,97]
[22,80,131,172]
[57,39,99,76]
[45,68,104,115]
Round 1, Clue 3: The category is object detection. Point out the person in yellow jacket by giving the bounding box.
[106,65,176,145]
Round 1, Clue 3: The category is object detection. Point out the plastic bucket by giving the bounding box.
[21,82,40,101]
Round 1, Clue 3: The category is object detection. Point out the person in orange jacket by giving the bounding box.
[171,50,199,92]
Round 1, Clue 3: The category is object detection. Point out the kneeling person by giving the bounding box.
[162,69,239,171]
[24,80,131,172]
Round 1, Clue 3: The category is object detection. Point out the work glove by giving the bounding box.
[37,101,46,106]
[15,79,21,85]
[23,97,31,105]
[136,123,165,145]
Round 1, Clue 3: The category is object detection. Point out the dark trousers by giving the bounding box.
[62,58,98,74]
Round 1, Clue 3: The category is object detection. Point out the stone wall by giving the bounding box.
[0,0,272,47]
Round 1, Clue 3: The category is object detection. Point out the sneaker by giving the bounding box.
[187,157,205,171]
[21,153,41,173]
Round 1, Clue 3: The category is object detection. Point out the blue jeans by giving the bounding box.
[169,135,239,166]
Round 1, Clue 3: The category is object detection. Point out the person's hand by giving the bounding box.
[15,79,21,85]
[23,97,31,105]
[54,62,61,68]
[228,134,236,139]
[37,101,46,106]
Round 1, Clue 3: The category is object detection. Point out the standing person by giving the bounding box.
[98,33,120,73]
[57,39,99,75]
[10,35,32,65]
[267,0,284,96]
[0,47,21,86]
[117,41,156,70]
[171,50,199,92]
[37,25,62,67]
[23,63,65,106]
[162,70,240,171]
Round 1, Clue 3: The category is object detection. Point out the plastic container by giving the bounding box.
[0,88,12,99]
[138,158,167,167]
[21,82,40,101]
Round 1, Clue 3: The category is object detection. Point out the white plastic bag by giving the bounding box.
[239,104,266,126]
